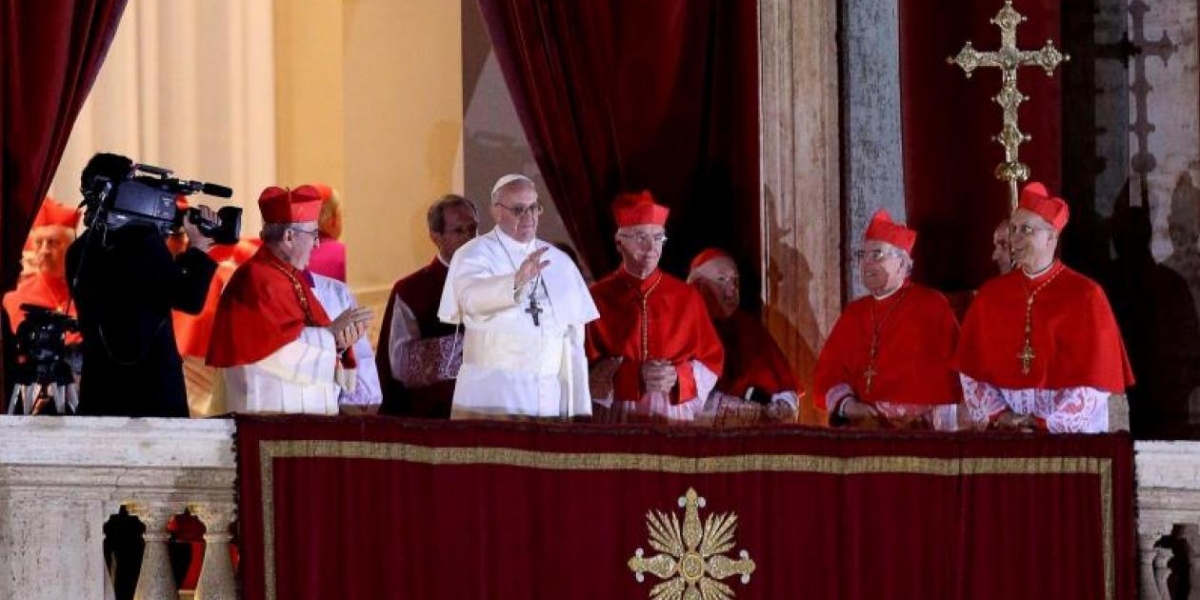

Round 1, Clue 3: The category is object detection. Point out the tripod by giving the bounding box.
[7,353,79,415]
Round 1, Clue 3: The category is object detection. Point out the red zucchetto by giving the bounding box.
[1017,181,1069,232]
[864,209,916,253]
[613,190,669,228]
[258,185,323,224]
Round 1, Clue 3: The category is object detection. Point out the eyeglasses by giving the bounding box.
[290,227,321,243]
[495,202,544,218]
[1008,223,1054,237]
[853,248,903,262]
[617,233,668,246]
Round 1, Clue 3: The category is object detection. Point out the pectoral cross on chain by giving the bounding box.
[525,294,543,327]
[863,365,877,393]
[1018,343,1036,375]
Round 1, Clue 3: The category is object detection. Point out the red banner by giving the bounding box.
[235,416,1134,599]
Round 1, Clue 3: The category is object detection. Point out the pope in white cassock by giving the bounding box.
[438,174,599,420]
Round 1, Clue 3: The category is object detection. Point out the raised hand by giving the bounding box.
[514,247,551,290]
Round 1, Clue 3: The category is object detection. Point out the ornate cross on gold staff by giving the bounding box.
[947,0,1070,211]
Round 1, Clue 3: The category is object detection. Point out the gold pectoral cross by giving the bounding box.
[1018,342,1036,375]
[947,0,1069,210]
[864,365,877,393]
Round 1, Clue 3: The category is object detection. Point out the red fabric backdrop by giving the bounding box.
[236,416,1135,600]
[900,0,1063,290]
[476,0,760,289]
[0,0,127,292]
[0,0,127,398]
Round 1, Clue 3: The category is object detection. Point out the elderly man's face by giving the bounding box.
[280,220,321,269]
[1007,208,1058,272]
[616,224,666,277]
[857,240,908,296]
[491,186,541,243]
[992,220,1013,275]
[29,226,71,278]
[432,204,478,261]
[692,257,740,319]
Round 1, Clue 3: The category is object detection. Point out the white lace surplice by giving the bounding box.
[959,373,1109,433]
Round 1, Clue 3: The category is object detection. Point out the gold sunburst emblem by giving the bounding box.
[628,488,757,600]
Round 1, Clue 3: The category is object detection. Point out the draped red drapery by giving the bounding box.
[0,0,127,292]
[236,416,1136,600]
[475,0,760,285]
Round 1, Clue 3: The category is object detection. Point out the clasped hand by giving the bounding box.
[329,306,373,352]
[641,360,678,393]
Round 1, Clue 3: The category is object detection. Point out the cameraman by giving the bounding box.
[66,153,218,417]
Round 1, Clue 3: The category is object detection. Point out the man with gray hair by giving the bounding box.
[813,209,961,429]
[437,175,598,420]
[208,185,373,414]
[377,194,479,417]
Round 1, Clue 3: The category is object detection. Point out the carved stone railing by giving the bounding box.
[0,416,236,600]
[1136,440,1200,600]
[0,416,1197,599]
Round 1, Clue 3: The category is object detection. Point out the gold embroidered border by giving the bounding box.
[257,441,1116,600]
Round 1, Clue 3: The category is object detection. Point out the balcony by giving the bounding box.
[0,415,1196,599]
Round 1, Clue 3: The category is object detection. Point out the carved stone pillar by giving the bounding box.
[758,0,841,425]
[191,503,238,600]
[1139,522,1175,600]
[126,503,177,600]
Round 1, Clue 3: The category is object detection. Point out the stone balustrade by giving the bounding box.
[0,416,236,600]
[1136,440,1200,600]
[0,416,1197,599]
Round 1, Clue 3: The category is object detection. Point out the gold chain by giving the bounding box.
[630,273,663,361]
[865,285,910,394]
[1019,263,1063,374]
[264,254,319,326]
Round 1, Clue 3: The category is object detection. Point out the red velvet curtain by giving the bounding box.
[900,0,1063,291]
[0,0,127,292]
[476,0,760,284]
[237,416,1136,600]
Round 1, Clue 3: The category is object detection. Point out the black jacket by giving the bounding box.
[66,223,216,417]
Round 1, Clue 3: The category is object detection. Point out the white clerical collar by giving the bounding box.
[1022,260,1056,279]
[436,254,451,267]
[492,226,537,254]
[872,282,905,300]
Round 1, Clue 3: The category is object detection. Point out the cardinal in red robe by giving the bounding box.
[813,210,961,429]
[207,186,371,414]
[957,182,1134,433]
[586,191,724,424]
[687,248,801,426]
[4,198,80,335]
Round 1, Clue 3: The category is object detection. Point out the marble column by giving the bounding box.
[126,503,177,600]
[191,502,238,600]
[839,0,906,299]
[759,0,842,424]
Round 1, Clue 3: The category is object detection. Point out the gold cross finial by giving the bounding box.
[947,0,1070,211]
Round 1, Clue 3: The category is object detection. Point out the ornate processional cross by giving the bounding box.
[947,0,1070,211]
